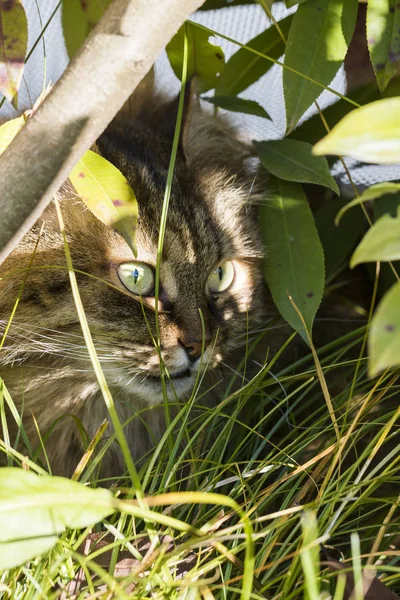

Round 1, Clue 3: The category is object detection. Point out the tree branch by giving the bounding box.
[0,0,204,264]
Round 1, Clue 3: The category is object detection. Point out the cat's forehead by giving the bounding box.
[135,191,223,266]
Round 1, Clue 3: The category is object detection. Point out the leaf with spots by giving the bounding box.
[167,21,224,93]
[202,95,271,119]
[369,282,400,376]
[69,150,138,256]
[0,0,28,105]
[259,177,324,343]
[62,0,112,59]
[0,467,115,570]
[255,139,339,194]
[367,0,400,92]
[351,207,400,267]
[0,114,24,155]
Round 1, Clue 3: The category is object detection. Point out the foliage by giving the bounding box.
[166,22,225,93]
[1,0,400,598]
[62,0,112,59]
[259,177,324,342]
[313,98,400,163]
[0,0,28,106]
[69,150,138,256]
[0,468,115,569]
[283,0,358,133]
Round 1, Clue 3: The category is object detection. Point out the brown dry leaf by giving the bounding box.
[61,532,198,598]
[0,0,28,105]
[324,557,400,600]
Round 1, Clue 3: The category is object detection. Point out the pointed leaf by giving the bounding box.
[69,150,138,255]
[283,0,358,133]
[313,98,400,163]
[0,0,28,104]
[0,115,24,155]
[335,183,400,224]
[216,15,292,96]
[351,208,400,267]
[259,177,324,341]
[0,468,115,569]
[367,0,400,92]
[369,282,400,377]
[62,0,112,59]
[202,95,271,119]
[255,139,339,193]
[166,22,224,93]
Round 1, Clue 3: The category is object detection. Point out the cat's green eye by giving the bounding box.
[118,262,155,296]
[207,261,235,293]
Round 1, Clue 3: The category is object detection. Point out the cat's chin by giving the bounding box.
[114,369,197,405]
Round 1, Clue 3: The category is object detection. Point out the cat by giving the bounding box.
[0,85,273,478]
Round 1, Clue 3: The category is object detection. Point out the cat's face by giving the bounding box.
[0,113,266,407]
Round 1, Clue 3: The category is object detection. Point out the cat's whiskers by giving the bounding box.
[221,360,251,382]
[0,321,155,365]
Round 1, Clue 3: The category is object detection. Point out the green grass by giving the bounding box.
[1,317,400,598]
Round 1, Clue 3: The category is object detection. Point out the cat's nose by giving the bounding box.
[179,338,206,362]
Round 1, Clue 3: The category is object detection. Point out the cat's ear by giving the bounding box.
[181,92,258,181]
[149,79,195,160]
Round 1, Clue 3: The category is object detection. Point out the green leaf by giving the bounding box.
[259,0,274,8]
[291,77,400,145]
[62,0,111,59]
[215,15,292,96]
[313,98,400,163]
[69,150,138,256]
[374,192,400,221]
[255,139,339,194]
[283,0,358,133]
[0,468,115,569]
[335,183,400,224]
[202,95,271,119]
[315,199,367,282]
[0,0,28,105]
[166,22,224,93]
[286,0,310,6]
[367,0,400,92]
[0,115,25,155]
[369,281,400,376]
[259,178,324,341]
[351,208,400,267]
[199,0,256,9]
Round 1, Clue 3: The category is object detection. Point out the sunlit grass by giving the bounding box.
[1,315,400,598]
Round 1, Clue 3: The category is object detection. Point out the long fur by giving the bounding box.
[0,83,276,478]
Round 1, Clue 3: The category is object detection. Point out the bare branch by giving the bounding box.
[0,0,204,264]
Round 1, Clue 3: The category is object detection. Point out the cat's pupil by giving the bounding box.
[132,268,139,284]
[218,266,223,281]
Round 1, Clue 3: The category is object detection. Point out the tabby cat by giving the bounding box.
[0,87,271,477]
